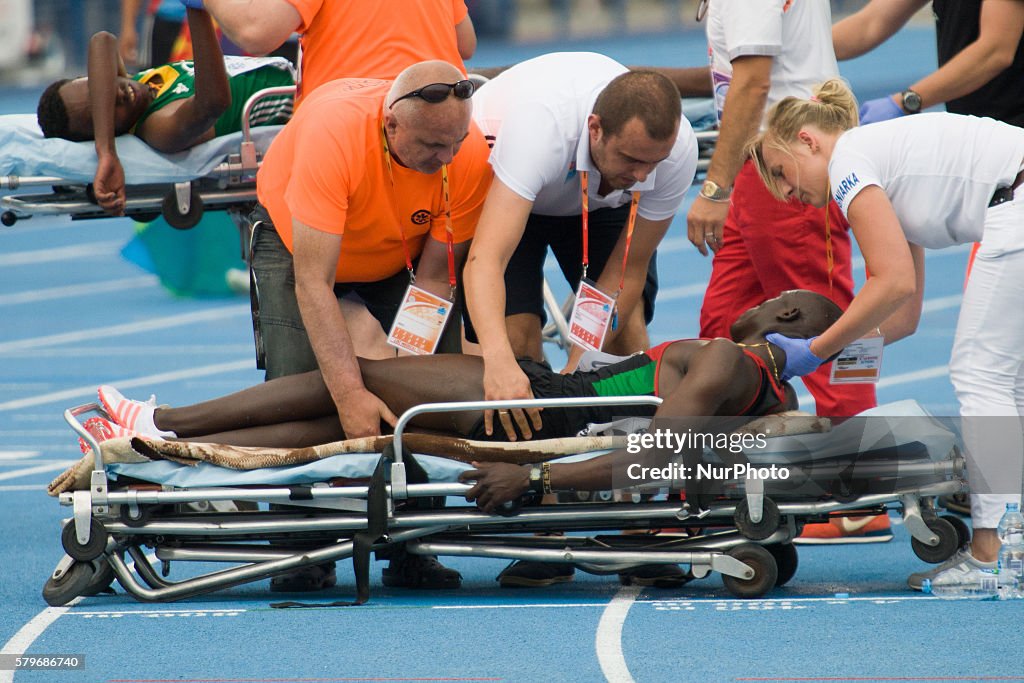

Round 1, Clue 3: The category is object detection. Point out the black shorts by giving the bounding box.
[466,358,655,441]
[464,205,659,342]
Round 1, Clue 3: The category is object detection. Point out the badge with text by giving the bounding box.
[387,284,453,355]
[568,279,616,352]
[830,335,884,384]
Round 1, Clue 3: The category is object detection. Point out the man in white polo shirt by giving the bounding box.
[462,52,698,588]
[464,51,698,440]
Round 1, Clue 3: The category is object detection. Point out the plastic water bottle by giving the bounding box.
[996,502,1024,600]
[922,573,999,600]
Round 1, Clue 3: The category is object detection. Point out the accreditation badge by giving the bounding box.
[829,334,884,384]
[386,283,453,355]
[567,279,616,353]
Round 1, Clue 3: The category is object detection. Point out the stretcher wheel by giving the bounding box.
[42,560,94,606]
[162,187,204,230]
[766,543,799,586]
[941,514,971,549]
[722,543,778,599]
[81,557,116,596]
[734,497,781,540]
[1,211,17,226]
[911,516,960,564]
[119,503,153,527]
[61,518,108,562]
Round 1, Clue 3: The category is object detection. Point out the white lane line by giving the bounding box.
[0,241,125,267]
[0,359,254,412]
[0,452,39,460]
[434,603,607,610]
[596,585,640,683]
[0,305,249,354]
[0,485,48,492]
[0,599,82,683]
[0,276,158,307]
[0,462,77,482]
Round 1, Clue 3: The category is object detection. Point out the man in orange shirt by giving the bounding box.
[193,0,475,106]
[251,60,491,590]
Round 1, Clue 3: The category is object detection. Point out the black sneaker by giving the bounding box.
[618,563,691,588]
[382,555,462,589]
[497,561,575,588]
[269,562,337,593]
[939,492,970,516]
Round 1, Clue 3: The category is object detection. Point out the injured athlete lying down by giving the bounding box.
[87,290,841,508]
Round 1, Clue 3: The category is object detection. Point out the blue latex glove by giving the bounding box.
[765,333,825,382]
[179,0,205,9]
[858,96,905,126]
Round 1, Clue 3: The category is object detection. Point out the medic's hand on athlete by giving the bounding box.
[336,387,397,439]
[458,461,530,513]
[687,195,729,256]
[765,333,825,381]
[482,359,543,441]
[858,95,905,126]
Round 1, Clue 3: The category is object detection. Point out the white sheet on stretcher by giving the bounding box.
[103,400,952,490]
[0,113,282,184]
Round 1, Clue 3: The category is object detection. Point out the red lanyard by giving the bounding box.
[580,170,639,294]
[381,122,457,296]
[824,182,834,296]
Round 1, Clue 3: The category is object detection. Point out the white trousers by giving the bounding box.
[949,193,1024,529]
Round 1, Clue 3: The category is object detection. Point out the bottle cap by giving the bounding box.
[921,579,933,594]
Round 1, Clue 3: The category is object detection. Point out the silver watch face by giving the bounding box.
[902,91,922,113]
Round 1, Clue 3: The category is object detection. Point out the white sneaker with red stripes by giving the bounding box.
[97,385,175,438]
[78,416,140,454]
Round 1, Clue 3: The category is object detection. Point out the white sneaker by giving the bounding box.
[908,548,997,591]
[97,385,173,438]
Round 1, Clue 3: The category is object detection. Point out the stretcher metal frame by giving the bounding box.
[0,86,295,230]
[44,395,968,606]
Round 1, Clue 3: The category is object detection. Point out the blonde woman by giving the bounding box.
[750,78,1024,591]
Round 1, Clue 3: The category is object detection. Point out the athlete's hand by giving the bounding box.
[482,360,543,441]
[687,195,729,256]
[459,461,531,513]
[335,388,397,439]
[858,95,904,125]
[765,333,824,381]
[93,152,126,217]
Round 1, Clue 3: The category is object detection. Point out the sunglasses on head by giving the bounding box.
[389,80,475,109]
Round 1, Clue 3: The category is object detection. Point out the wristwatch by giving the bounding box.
[699,179,731,203]
[900,89,922,114]
[527,465,544,494]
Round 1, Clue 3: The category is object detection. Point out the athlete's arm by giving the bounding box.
[137,8,230,153]
[631,66,713,98]
[456,14,476,60]
[202,0,302,56]
[87,31,127,216]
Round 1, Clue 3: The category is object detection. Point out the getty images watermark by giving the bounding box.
[621,426,790,485]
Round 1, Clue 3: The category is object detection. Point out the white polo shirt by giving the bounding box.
[706,0,837,124]
[829,113,1024,248]
[470,52,698,219]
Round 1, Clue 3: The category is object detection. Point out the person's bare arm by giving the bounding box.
[292,220,398,439]
[136,8,230,152]
[119,0,143,66]
[463,179,542,440]
[687,55,771,255]
[809,187,918,359]
[460,341,741,510]
[562,215,670,372]
[903,0,1024,110]
[631,66,712,98]
[456,14,476,60]
[202,0,301,56]
[877,243,926,343]
[414,237,469,301]
[88,31,127,216]
[831,0,926,61]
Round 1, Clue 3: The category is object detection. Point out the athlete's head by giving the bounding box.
[384,60,474,175]
[37,75,153,141]
[730,289,843,343]
[749,78,859,208]
[588,71,681,191]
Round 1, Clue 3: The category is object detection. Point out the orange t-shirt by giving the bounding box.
[286,0,468,106]
[256,79,492,284]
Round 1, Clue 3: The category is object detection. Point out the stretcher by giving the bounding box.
[0,86,294,230]
[43,396,967,606]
